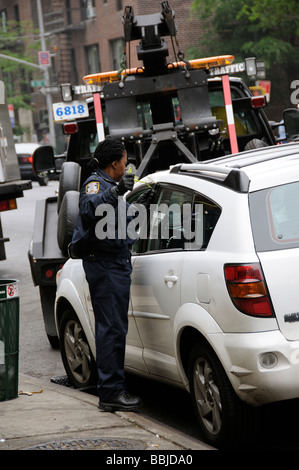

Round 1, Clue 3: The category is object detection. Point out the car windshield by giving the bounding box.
[249,181,299,251]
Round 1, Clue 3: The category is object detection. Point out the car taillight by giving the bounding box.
[0,199,17,212]
[224,263,274,317]
[20,156,33,163]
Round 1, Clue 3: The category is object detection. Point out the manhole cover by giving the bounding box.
[27,438,146,450]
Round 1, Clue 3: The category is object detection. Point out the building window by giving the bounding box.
[116,0,122,11]
[14,5,20,22]
[70,49,78,84]
[66,0,72,25]
[110,38,124,69]
[80,0,96,20]
[86,0,96,19]
[85,44,100,74]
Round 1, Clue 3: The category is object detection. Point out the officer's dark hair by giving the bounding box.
[89,138,125,170]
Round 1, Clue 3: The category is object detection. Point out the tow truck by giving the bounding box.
[0,81,31,261]
[29,2,278,347]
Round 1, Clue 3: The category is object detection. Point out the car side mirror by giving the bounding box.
[32,145,56,175]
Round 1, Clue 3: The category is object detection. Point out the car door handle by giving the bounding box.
[164,275,178,288]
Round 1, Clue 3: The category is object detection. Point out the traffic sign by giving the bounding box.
[209,62,245,76]
[39,51,50,66]
[30,79,45,87]
[40,86,60,94]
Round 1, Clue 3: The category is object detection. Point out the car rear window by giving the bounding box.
[249,181,299,251]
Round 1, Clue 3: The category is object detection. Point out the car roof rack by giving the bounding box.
[170,163,250,193]
[208,142,299,169]
[170,142,299,192]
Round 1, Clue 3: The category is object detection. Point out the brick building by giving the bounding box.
[0,0,202,148]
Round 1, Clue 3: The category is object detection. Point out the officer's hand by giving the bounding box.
[134,189,155,210]
[116,173,135,195]
[135,189,152,204]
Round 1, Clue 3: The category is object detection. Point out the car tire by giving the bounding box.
[59,308,97,389]
[188,342,252,448]
[57,162,81,213]
[57,190,80,255]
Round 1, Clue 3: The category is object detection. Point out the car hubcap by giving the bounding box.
[64,319,92,385]
[193,357,222,435]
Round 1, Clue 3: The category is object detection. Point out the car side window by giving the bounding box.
[193,193,221,249]
[145,186,221,253]
[127,187,152,254]
[127,185,221,254]
[145,188,192,252]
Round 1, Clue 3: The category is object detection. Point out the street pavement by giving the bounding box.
[0,373,213,451]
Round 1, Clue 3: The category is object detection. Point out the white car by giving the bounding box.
[55,142,299,447]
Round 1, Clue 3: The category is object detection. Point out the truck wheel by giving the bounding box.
[188,342,252,448]
[57,190,79,255]
[59,308,97,389]
[57,162,81,213]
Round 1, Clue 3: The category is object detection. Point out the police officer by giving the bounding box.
[72,138,142,412]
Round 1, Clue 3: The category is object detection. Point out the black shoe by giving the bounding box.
[99,392,142,412]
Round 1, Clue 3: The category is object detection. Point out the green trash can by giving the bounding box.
[0,280,19,401]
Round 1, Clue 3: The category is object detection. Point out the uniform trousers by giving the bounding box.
[83,258,132,402]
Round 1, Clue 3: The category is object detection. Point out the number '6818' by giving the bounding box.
[56,105,86,117]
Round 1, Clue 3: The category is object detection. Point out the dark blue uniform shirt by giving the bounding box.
[72,169,135,262]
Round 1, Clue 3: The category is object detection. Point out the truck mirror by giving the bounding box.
[283,108,299,139]
[32,145,56,175]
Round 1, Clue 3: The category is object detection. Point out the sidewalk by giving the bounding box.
[0,374,214,451]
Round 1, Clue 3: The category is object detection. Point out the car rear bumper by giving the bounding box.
[211,329,299,407]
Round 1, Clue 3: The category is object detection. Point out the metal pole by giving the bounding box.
[36,0,55,147]
[221,74,238,154]
[0,53,44,70]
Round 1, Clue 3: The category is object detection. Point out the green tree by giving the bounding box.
[0,19,42,112]
[190,0,299,63]
[190,0,299,119]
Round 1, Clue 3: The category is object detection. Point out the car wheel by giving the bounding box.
[188,342,252,448]
[59,308,97,389]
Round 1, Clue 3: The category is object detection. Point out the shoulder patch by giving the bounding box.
[85,181,100,195]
